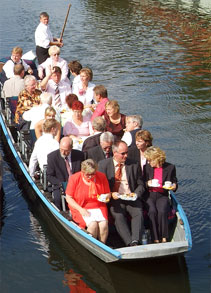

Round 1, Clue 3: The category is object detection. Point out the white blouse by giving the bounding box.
[38,56,69,81]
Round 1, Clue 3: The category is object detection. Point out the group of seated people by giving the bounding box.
[0,45,178,247]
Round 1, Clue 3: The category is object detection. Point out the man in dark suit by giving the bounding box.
[98,141,145,246]
[82,116,106,152]
[47,137,84,209]
[85,131,114,163]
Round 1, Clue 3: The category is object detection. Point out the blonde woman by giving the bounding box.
[104,100,126,139]
[144,146,178,243]
[34,106,61,142]
[38,45,69,81]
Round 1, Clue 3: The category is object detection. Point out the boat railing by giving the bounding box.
[17,130,32,162]
[40,164,48,191]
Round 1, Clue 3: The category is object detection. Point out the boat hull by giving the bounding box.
[0,110,192,262]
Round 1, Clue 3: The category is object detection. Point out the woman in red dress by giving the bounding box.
[65,159,111,243]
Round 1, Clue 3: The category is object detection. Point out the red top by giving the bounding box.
[150,167,164,193]
[66,171,110,228]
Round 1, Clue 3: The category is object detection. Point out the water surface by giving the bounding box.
[0,0,210,292]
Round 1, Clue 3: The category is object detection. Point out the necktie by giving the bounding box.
[112,163,122,192]
[65,157,72,177]
[54,84,61,108]
[105,153,110,159]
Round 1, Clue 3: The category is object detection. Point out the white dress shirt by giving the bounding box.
[35,22,53,48]
[121,131,132,147]
[113,159,131,194]
[29,133,59,176]
[38,57,69,81]
[3,59,30,79]
[45,79,72,110]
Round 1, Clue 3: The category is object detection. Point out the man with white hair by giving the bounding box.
[85,131,114,163]
[122,115,143,147]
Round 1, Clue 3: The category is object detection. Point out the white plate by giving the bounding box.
[117,193,137,201]
[97,194,109,202]
[149,183,160,187]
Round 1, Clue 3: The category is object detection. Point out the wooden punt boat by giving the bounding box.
[0,55,192,262]
[0,106,192,263]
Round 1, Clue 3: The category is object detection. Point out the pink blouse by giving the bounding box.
[63,116,93,137]
[150,167,164,193]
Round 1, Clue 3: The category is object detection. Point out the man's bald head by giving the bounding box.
[59,137,73,158]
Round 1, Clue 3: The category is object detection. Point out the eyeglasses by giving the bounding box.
[53,53,60,56]
[118,151,128,156]
[84,173,96,178]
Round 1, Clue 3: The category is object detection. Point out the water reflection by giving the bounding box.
[29,207,190,293]
[63,270,96,292]
[108,256,190,293]
[0,0,210,291]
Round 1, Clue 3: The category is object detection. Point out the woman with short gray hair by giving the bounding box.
[66,159,111,243]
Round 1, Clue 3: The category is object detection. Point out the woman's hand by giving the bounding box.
[79,208,90,217]
[38,69,44,80]
[112,192,119,200]
[147,180,152,187]
[28,67,33,75]
[106,192,111,200]
[171,183,177,191]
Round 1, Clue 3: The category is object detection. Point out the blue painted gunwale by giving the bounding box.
[170,191,192,250]
[0,113,121,260]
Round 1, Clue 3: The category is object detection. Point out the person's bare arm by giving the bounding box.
[66,194,90,217]
[34,120,43,139]
[40,65,52,90]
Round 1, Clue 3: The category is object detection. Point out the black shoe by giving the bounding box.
[128,240,139,247]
